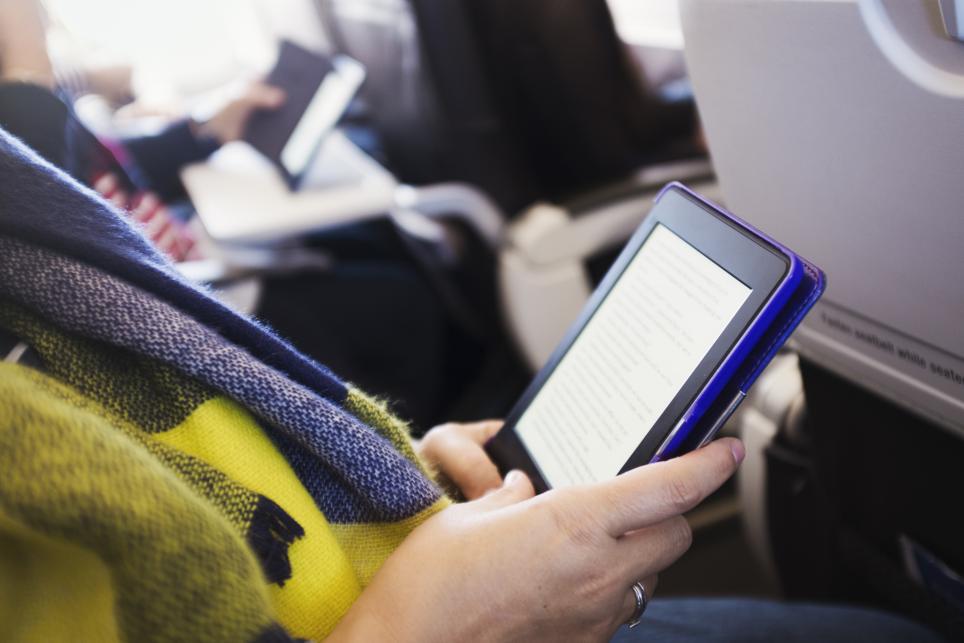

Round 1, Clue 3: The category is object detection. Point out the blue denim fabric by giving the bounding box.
[610,598,943,642]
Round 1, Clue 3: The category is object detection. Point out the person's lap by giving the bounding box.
[610,598,943,642]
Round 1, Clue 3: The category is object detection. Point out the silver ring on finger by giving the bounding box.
[626,580,648,629]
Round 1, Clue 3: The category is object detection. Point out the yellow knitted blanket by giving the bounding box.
[0,302,449,642]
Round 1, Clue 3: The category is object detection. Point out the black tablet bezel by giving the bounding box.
[277,55,366,188]
[243,42,364,189]
[487,187,791,492]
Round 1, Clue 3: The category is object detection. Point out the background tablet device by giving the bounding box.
[243,40,365,187]
[486,184,823,492]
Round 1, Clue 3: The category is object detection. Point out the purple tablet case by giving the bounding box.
[651,182,826,461]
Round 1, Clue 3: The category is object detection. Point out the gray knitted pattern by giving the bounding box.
[0,236,441,523]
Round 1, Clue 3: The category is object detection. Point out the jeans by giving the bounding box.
[610,598,943,642]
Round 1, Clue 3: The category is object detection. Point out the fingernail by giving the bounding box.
[729,440,746,465]
[504,470,523,486]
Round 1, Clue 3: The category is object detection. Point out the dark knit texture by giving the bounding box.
[0,127,442,524]
[0,128,346,403]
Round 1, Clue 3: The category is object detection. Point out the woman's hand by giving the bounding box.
[331,437,745,643]
[416,420,504,500]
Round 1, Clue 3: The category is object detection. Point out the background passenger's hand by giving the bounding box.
[332,438,745,643]
[0,0,54,88]
[83,64,134,106]
[193,81,285,145]
[416,420,504,500]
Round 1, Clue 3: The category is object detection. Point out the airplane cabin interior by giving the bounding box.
[0,0,961,641]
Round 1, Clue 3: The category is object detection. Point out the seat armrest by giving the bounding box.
[562,158,714,214]
[510,178,722,266]
[394,182,507,248]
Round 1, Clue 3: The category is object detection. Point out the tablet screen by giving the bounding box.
[515,224,752,487]
[280,57,365,177]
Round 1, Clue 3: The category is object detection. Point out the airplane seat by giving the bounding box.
[681,1,964,638]
[320,0,716,370]
[319,0,539,215]
[321,0,704,214]
[461,0,704,203]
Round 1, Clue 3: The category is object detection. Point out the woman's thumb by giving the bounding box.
[477,470,535,509]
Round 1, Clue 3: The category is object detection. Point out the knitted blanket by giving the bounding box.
[0,129,449,641]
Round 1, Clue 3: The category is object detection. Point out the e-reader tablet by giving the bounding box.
[243,40,365,188]
[485,183,825,492]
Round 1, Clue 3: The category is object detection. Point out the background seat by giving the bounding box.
[320,0,715,370]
